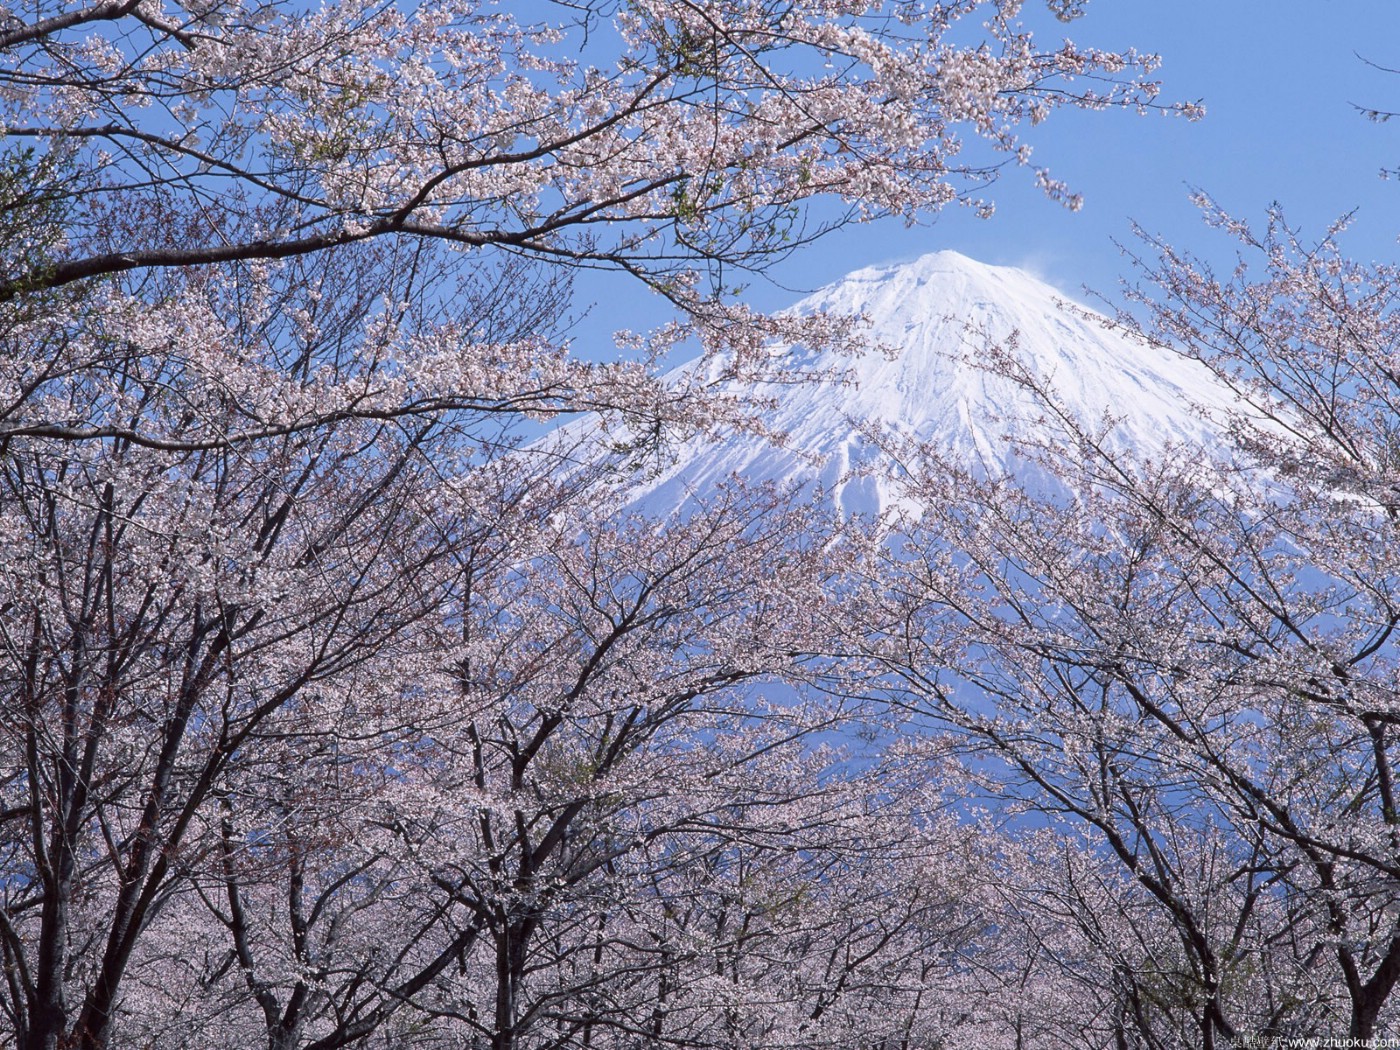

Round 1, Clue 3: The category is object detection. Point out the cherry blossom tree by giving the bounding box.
[0,467,1027,1050]
[871,208,1400,1046]
[339,486,1010,1050]
[0,1,1193,1047]
[0,0,1195,456]
[0,250,577,1050]
[0,0,1186,304]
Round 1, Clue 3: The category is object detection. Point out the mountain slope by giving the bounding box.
[553,251,1234,517]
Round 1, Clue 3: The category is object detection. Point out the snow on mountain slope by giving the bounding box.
[549,250,1235,517]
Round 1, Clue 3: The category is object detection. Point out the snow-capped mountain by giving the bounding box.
[552,250,1234,516]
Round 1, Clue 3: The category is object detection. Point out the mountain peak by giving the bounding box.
[839,248,1023,286]
[792,250,1081,329]
[556,253,1233,518]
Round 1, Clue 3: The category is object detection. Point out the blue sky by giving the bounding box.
[565,2,1400,358]
[774,1,1400,307]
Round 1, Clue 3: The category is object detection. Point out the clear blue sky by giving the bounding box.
[568,2,1400,355]
[773,1,1400,307]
